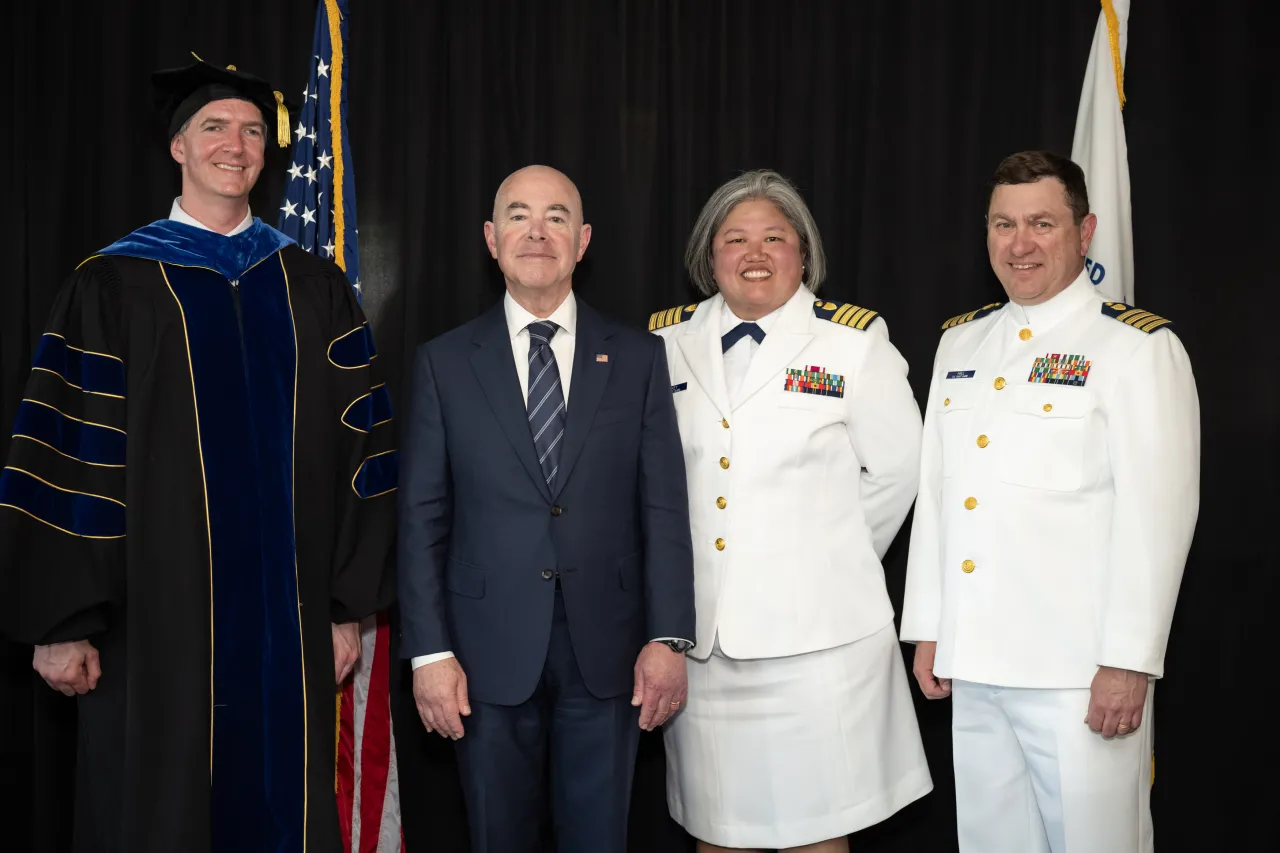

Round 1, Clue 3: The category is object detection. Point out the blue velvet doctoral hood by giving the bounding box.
[97,217,295,281]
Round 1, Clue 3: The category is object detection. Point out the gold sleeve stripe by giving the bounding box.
[3,466,125,506]
[44,333,124,364]
[10,435,125,469]
[20,398,125,434]
[30,368,127,400]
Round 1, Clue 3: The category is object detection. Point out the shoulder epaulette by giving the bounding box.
[648,303,699,331]
[813,300,880,330]
[940,302,1003,331]
[1100,301,1174,333]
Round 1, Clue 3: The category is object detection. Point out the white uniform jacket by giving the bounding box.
[900,271,1200,688]
[651,286,922,660]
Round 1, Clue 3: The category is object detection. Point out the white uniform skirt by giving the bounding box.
[664,622,932,849]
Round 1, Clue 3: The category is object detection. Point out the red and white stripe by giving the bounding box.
[337,611,406,853]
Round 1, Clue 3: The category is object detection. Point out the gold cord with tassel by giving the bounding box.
[274,91,289,148]
[1101,0,1126,109]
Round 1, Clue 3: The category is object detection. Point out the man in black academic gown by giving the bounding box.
[0,60,396,853]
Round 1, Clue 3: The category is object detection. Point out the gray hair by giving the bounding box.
[683,169,827,296]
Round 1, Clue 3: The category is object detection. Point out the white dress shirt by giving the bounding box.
[503,290,579,406]
[720,299,784,405]
[169,197,254,235]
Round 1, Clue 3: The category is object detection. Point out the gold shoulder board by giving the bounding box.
[940,302,1003,331]
[813,300,880,330]
[648,303,699,331]
[1101,302,1174,333]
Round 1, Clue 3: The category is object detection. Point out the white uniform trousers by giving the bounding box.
[952,680,1155,853]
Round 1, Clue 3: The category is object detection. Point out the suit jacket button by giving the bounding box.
[541,570,555,580]
[719,457,730,469]
[550,505,563,516]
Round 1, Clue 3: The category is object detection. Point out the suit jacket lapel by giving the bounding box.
[676,295,732,421]
[553,300,613,499]
[733,288,817,409]
[469,303,553,502]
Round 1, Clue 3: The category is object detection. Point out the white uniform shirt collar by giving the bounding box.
[504,289,578,341]
[1005,268,1095,330]
[719,295,787,336]
[169,197,255,237]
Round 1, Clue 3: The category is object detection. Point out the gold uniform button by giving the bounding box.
[1043,403,1053,412]
[1019,328,1033,341]
[976,434,990,448]
[943,397,951,407]
[719,457,730,469]
[964,497,978,510]
[715,538,726,551]
[716,496,727,509]
[961,559,975,574]
[722,418,730,429]
[994,377,1006,390]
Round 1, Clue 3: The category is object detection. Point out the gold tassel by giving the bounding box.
[274,91,289,148]
[1101,0,1126,109]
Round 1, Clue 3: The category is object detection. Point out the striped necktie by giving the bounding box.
[526,320,567,489]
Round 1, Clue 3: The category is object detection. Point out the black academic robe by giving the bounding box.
[0,219,397,853]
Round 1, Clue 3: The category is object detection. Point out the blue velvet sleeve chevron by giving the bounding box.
[327,278,398,624]
[340,383,395,433]
[29,333,127,398]
[328,321,378,370]
[331,317,397,498]
[352,449,398,499]
[0,260,127,644]
[2,338,127,537]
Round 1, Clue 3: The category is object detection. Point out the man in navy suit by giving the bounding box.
[398,165,696,852]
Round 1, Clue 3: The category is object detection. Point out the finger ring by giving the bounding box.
[1117,723,1130,730]
[670,701,680,707]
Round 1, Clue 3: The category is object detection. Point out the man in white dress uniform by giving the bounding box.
[651,170,932,853]
[900,150,1200,853]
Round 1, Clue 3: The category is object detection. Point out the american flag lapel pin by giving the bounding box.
[596,353,609,363]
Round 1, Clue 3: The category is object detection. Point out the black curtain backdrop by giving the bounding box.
[2,2,1274,851]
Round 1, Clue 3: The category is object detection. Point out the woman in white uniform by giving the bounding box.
[649,170,932,852]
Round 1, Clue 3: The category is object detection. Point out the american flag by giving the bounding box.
[278,3,403,852]
[278,0,362,297]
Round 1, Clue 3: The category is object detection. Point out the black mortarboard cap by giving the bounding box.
[152,53,293,148]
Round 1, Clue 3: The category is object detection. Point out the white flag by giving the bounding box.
[1071,0,1133,303]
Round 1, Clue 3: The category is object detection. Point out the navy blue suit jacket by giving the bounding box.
[398,298,696,706]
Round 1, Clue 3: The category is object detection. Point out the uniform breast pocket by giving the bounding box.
[938,389,976,476]
[775,390,844,427]
[995,387,1092,492]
